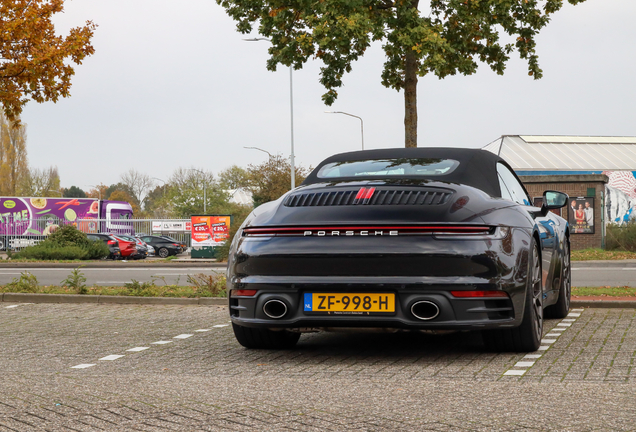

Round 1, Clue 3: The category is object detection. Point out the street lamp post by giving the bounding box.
[188,169,207,214]
[243,37,296,190]
[325,111,364,150]
[244,146,273,158]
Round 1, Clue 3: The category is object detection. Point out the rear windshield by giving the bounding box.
[317,158,459,179]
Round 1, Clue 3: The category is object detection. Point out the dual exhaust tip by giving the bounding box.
[410,300,440,321]
[263,299,440,321]
[263,299,288,319]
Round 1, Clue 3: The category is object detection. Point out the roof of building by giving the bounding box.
[483,135,636,171]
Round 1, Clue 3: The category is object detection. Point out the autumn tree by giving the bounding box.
[218,165,250,190]
[247,154,310,207]
[86,183,108,200]
[18,166,60,197]
[166,168,228,217]
[0,112,28,194]
[120,169,154,208]
[0,0,96,121]
[63,185,86,198]
[109,189,140,215]
[217,0,586,147]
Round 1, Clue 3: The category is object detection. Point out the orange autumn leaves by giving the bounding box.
[0,0,96,121]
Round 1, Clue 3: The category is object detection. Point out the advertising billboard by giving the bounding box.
[568,197,594,234]
[191,215,231,247]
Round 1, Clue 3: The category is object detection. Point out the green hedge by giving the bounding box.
[606,223,636,252]
[13,226,110,260]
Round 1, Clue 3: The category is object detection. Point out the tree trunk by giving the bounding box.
[404,50,418,148]
[403,0,419,148]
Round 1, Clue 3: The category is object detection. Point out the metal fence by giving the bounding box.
[0,217,192,251]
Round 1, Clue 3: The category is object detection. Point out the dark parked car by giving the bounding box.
[139,235,182,258]
[226,148,571,352]
[86,233,121,259]
[159,235,187,252]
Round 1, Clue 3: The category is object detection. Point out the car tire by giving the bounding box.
[544,239,571,319]
[482,239,543,352]
[232,323,301,349]
[158,247,169,258]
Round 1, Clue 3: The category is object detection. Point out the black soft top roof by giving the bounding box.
[302,147,509,197]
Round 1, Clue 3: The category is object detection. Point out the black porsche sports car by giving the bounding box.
[227,148,571,352]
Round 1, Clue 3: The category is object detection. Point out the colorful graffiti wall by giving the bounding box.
[604,171,636,224]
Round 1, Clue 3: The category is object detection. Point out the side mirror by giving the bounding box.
[542,190,569,214]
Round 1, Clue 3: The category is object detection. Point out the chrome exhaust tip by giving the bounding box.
[263,299,288,319]
[411,301,440,321]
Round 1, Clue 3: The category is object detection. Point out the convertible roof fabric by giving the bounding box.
[303,147,508,197]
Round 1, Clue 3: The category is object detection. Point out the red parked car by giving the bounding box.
[111,235,138,259]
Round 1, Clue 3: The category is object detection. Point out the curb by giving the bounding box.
[1,293,634,308]
[0,292,227,305]
[570,300,636,309]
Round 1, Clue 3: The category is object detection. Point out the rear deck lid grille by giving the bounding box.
[283,187,453,207]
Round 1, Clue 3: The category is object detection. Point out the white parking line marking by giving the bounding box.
[5,305,19,309]
[213,324,229,328]
[99,355,124,361]
[71,364,96,369]
[502,309,583,378]
[562,319,576,322]
[151,341,173,345]
[126,347,149,352]
[195,329,211,332]
[174,334,194,339]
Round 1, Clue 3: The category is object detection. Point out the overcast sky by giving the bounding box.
[21,0,636,190]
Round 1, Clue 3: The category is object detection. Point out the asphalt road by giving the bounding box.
[1,303,635,430]
[1,263,635,287]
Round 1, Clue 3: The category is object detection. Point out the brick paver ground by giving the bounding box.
[1,303,635,431]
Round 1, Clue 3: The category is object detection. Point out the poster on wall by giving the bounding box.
[190,215,231,247]
[568,197,594,234]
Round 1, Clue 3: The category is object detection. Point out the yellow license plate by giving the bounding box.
[304,293,395,313]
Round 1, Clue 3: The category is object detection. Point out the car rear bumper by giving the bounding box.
[228,228,532,330]
[229,280,521,330]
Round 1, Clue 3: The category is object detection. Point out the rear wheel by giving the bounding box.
[544,239,571,319]
[483,239,543,352]
[158,247,169,258]
[232,323,300,349]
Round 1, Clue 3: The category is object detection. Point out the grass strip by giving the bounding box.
[571,248,636,261]
[0,284,226,298]
[572,286,636,297]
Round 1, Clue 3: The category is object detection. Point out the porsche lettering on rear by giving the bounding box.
[303,230,398,236]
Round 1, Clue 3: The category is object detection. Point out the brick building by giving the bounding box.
[484,135,636,250]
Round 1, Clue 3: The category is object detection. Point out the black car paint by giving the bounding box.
[227,149,569,333]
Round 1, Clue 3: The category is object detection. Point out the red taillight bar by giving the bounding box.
[450,291,509,298]
[231,289,257,297]
[243,226,492,235]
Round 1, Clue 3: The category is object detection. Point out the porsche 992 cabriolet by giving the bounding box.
[227,148,571,352]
